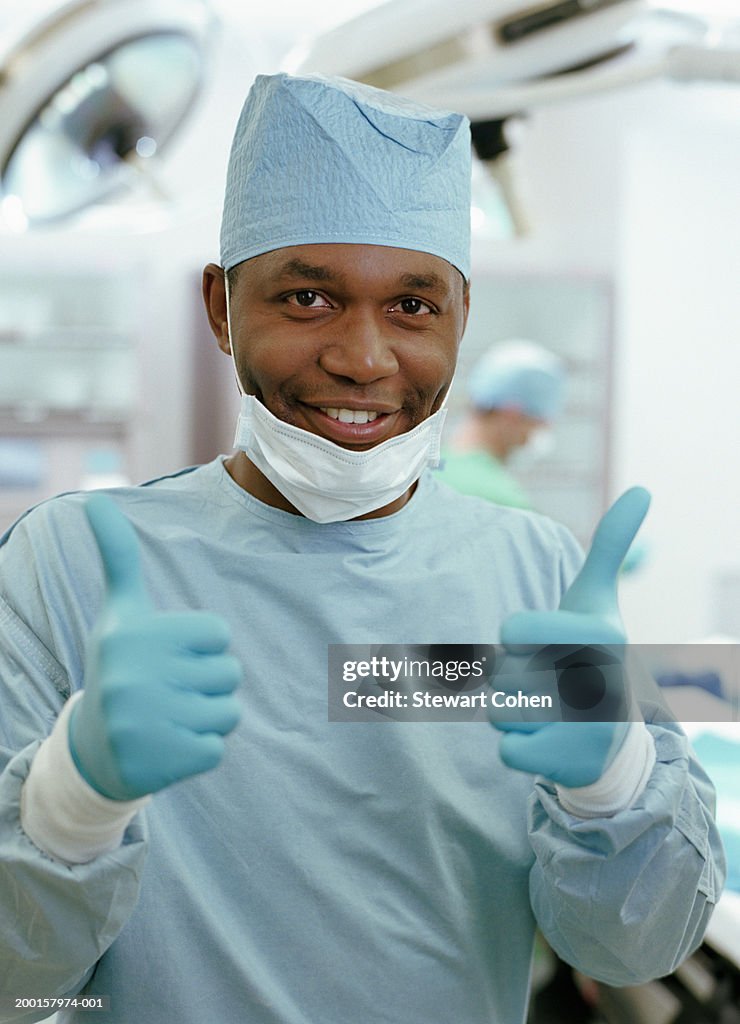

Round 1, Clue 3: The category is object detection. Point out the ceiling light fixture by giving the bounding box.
[0,0,215,227]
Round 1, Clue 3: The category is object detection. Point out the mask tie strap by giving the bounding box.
[224,269,245,398]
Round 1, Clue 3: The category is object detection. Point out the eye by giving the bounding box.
[286,290,332,308]
[391,297,434,316]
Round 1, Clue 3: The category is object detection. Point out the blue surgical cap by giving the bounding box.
[468,340,566,420]
[220,73,471,279]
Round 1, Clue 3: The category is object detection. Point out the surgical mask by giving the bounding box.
[224,274,448,523]
[509,426,556,470]
[233,395,447,523]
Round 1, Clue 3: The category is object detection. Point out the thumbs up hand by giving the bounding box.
[490,487,651,788]
[68,494,243,801]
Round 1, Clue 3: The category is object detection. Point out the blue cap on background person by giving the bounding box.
[220,72,472,279]
[467,340,567,421]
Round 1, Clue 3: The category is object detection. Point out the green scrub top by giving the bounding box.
[436,448,531,509]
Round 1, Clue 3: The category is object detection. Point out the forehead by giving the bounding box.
[236,243,462,296]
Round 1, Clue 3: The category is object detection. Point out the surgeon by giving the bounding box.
[0,73,725,1024]
[437,339,566,509]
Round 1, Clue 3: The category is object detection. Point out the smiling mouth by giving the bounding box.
[319,407,380,424]
[300,402,400,447]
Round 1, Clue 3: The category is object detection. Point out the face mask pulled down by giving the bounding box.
[233,395,447,524]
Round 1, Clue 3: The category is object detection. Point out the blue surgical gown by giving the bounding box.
[0,460,725,1023]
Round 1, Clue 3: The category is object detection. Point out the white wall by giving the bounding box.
[508,81,740,641]
[615,84,740,641]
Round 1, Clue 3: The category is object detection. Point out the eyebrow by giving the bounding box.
[274,259,450,296]
[275,259,341,283]
[397,271,449,296]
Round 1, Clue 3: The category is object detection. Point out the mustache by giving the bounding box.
[233,364,452,420]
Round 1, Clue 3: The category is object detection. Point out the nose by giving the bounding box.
[318,312,399,384]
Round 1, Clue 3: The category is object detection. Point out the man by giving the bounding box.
[437,339,567,509]
[0,73,724,1024]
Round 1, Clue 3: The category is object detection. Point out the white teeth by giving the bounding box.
[321,407,379,424]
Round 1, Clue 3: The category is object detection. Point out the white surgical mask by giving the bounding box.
[224,273,448,523]
[509,426,556,469]
[233,395,447,523]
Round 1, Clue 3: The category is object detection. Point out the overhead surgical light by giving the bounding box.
[286,0,740,236]
[0,0,215,227]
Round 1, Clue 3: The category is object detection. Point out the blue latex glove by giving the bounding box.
[490,487,651,788]
[68,494,243,801]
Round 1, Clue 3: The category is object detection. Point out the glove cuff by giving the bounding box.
[554,721,656,818]
[20,692,150,865]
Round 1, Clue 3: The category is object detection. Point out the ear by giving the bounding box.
[202,263,231,355]
[460,279,471,338]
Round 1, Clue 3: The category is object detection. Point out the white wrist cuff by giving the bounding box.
[20,691,150,865]
[555,721,656,819]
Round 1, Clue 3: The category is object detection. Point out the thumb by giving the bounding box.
[560,486,650,617]
[85,494,151,610]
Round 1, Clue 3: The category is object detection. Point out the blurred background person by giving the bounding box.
[436,339,566,509]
